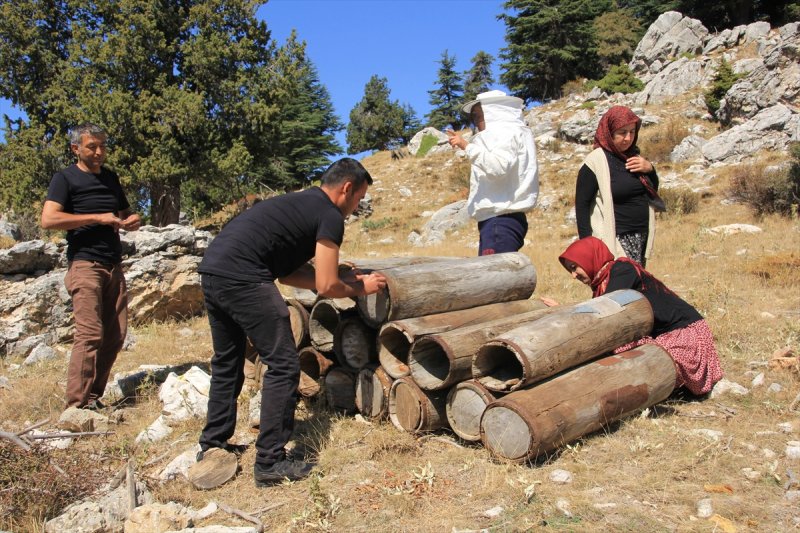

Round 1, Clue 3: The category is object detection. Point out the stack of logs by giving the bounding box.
[270,253,676,463]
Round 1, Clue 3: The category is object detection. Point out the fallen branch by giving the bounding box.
[251,501,288,515]
[0,430,32,451]
[214,500,264,533]
[143,450,172,467]
[25,431,114,440]
[418,435,465,449]
[127,460,137,511]
[16,418,50,436]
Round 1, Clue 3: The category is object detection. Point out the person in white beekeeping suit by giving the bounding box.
[447,89,539,255]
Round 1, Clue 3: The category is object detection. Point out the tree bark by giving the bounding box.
[356,252,537,327]
[309,298,356,352]
[378,298,547,379]
[481,344,676,463]
[408,306,560,391]
[473,290,653,392]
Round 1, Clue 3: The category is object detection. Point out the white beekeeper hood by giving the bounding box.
[461,90,523,114]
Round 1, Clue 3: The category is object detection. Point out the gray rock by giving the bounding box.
[0,240,61,275]
[0,219,21,241]
[22,343,57,365]
[408,127,450,156]
[422,200,470,235]
[669,135,707,163]
[44,478,153,533]
[635,58,705,105]
[744,21,771,42]
[710,378,749,397]
[703,224,762,236]
[58,406,109,433]
[549,469,573,484]
[703,105,799,163]
[630,12,708,80]
[696,498,713,518]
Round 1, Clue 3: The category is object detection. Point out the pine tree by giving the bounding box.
[426,50,465,130]
[499,0,611,102]
[463,51,496,102]
[400,104,423,145]
[346,75,406,154]
[265,31,343,186]
[0,0,341,225]
[593,7,642,71]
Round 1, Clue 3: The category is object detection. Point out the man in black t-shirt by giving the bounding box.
[41,123,141,410]
[197,158,387,487]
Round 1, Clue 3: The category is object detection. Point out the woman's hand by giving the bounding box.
[625,155,653,174]
[540,296,560,307]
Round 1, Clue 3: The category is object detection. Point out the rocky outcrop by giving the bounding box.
[635,57,706,105]
[0,224,212,356]
[701,104,800,163]
[718,22,800,124]
[630,11,708,81]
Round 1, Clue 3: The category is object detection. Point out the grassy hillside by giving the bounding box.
[1,108,799,531]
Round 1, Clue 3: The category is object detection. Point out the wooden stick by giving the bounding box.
[215,500,264,533]
[142,450,172,467]
[109,464,128,490]
[0,430,32,451]
[127,460,137,511]
[15,418,50,436]
[252,501,288,515]
[25,431,114,440]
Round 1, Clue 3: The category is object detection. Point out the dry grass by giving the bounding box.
[2,127,800,532]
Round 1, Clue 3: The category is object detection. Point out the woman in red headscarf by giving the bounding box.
[574,105,660,266]
[557,236,724,396]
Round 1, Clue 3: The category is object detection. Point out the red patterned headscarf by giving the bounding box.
[593,105,641,161]
[559,236,665,297]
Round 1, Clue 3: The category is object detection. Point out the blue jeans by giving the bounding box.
[477,212,528,256]
[199,274,300,467]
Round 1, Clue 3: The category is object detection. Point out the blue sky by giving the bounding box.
[0,0,510,151]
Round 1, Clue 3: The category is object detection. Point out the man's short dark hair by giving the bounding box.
[69,123,107,146]
[321,157,373,188]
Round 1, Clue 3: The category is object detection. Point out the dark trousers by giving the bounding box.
[199,274,300,467]
[64,260,127,407]
[477,212,528,256]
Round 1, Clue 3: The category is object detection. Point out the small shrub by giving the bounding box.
[580,101,596,110]
[362,217,395,232]
[0,442,107,530]
[591,63,643,95]
[728,146,800,217]
[0,235,16,249]
[704,58,743,120]
[561,78,588,97]
[659,187,700,216]
[638,117,688,163]
[416,134,440,158]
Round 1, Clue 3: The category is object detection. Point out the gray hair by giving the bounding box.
[69,123,107,146]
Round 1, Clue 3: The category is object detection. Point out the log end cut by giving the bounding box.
[481,404,532,463]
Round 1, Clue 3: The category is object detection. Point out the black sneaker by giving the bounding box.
[196,442,249,462]
[83,399,107,411]
[254,458,313,487]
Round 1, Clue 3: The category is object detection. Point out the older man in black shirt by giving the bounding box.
[42,123,141,410]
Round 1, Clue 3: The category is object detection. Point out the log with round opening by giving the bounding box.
[335,317,376,369]
[408,336,455,390]
[473,343,525,392]
[377,323,412,378]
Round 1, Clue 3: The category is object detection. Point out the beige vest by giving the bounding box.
[583,148,655,259]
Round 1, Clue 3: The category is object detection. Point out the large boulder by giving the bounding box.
[702,104,800,163]
[630,12,708,81]
[0,240,62,275]
[408,127,451,156]
[635,57,706,105]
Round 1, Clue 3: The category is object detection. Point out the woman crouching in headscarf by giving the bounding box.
[558,236,723,396]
